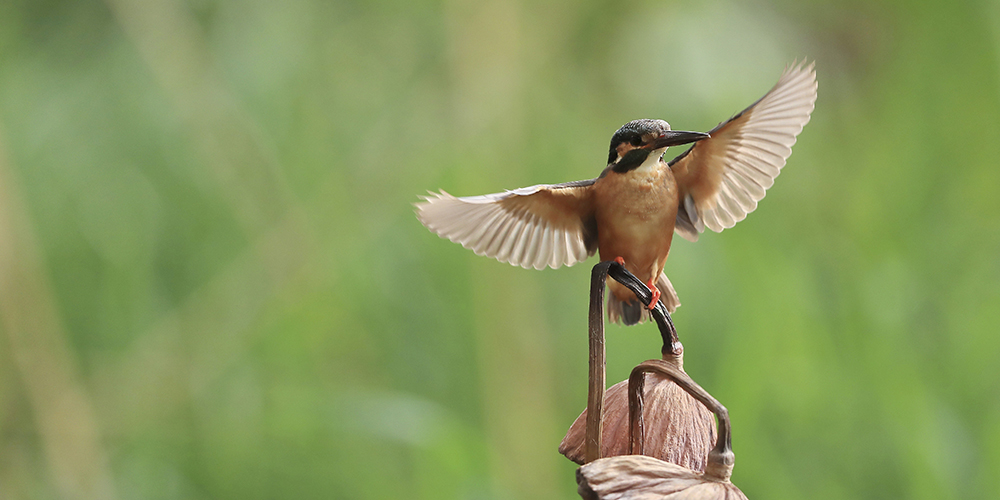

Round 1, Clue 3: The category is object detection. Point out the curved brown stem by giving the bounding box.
[628,359,735,480]
[585,262,613,463]
[605,264,679,355]
[627,367,645,456]
[586,261,682,463]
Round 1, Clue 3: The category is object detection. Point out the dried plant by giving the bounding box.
[559,350,716,471]
[576,261,684,464]
[575,359,746,500]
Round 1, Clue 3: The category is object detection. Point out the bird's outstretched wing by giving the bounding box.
[670,61,818,241]
[416,180,598,270]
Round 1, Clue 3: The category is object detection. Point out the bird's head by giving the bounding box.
[607,119,709,171]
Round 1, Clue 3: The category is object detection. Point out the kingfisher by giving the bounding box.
[416,62,817,325]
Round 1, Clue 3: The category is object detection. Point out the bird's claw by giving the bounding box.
[646,278,660,310]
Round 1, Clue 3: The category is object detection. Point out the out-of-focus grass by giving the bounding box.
[0,0,998,499]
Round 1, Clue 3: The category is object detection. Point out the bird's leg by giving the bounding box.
[613,256,626,266]
[645,278,660,310]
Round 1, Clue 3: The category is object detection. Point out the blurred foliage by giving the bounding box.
[0,0,998,499]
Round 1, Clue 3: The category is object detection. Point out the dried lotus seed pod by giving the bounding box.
[559,351,715,471]
[576,359,746,500]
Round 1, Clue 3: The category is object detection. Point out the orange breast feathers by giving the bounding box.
[592,164,679,295]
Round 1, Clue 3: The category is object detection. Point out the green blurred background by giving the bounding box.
[1,0,998,498]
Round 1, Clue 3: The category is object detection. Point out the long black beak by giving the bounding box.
[646,130,710,149]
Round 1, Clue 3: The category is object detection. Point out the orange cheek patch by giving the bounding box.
[615,143,636,162]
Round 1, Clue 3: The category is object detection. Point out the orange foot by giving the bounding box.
[646,278,660,310]
[613,256,626,266]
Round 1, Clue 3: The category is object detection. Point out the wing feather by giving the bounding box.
[670,61,818,236]
[549,229,565,269]
[416,180,597,270]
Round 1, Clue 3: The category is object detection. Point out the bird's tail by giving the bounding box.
[606,273,680,325]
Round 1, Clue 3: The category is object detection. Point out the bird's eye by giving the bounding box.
[630,136,643,147]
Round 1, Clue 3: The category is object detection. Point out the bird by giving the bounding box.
[416,62,817,325]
